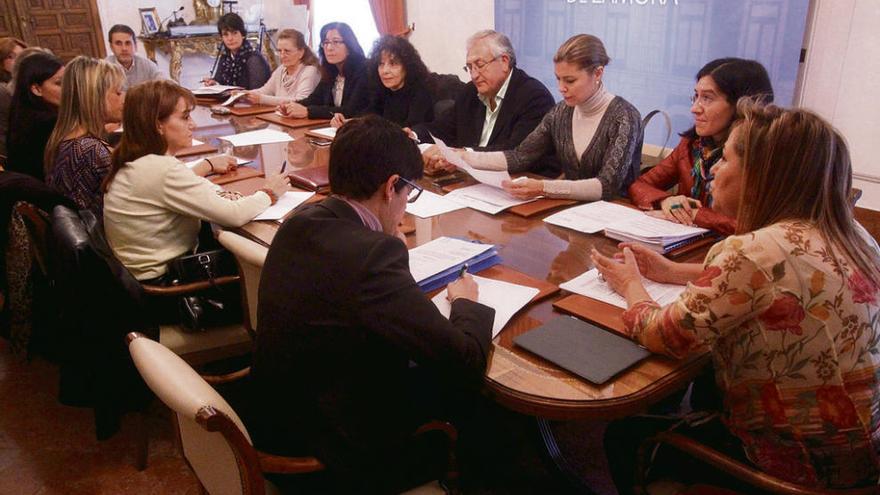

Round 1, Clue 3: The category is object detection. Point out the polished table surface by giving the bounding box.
[191,105,710,421]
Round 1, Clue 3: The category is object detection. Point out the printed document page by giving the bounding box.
[445,184,533,215]
[607,215,709,243]
[405,190,466,218]
[408,237,494,283]
[544,201,645,234]
[560,268,686,309]
[219,129,295,147]
[252,191,315,221]
[432,274,540,337]
[432,136,511,188]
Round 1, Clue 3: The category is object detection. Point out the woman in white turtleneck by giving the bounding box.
[462,34,642,201]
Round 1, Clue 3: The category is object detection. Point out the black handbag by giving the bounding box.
[167,249,240,331]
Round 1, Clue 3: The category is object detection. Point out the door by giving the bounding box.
[12,0,105,60]
[0,0,24,39]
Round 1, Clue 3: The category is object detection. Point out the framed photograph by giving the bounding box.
[139,8,161,35]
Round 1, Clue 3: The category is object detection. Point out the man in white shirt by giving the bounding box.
[415,29,554,173]
[106,24,165,89]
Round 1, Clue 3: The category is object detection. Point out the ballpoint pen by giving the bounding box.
[458,263,469,279]
[279,160,287,174]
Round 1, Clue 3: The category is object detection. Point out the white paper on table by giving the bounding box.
[417,143,432,153]
[543,201,645,234]
[191,138,204,146]
[192,85,241,95]
[219,92,247,106]
[405,190,466,218]
[560,268,686,309]
[184,157,253,169]
[252,191,315,221]
[219,129,294,147]
[408,236,494,283]
[431,136,511,188]
[444,184,534,215]
[607,215,709,243]
[309,126,337,139]
[432,275,540,337]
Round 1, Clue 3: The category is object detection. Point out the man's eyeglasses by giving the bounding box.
[396,176,423,203]
[462,56,498,74]
[321,39,345,48]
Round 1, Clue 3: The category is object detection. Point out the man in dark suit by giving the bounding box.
[250,115,494,493]
[414,29,556,175]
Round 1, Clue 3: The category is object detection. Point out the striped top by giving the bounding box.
[47,136,111,216]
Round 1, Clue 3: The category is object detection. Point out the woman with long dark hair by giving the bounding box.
[628,58,773,234]
[278,22,369,120]
[5,51,64,181]
[330,35,434,128]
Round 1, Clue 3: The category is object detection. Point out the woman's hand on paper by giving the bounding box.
[659,195,700,226]
[201,77,217,86]
[591,247,652,307]
[278,102,308,119]
[447,274,479,303]
[264,174,291,198]
[501,178,543,199]
[206,154,237,174]
[612,242,672,284]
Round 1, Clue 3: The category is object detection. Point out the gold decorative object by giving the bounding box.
[193,0,221,25]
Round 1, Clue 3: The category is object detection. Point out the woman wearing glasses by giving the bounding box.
[460,34,643,202]
[628,58,773,234]
[239,29,321,106]
[278,22,370,120]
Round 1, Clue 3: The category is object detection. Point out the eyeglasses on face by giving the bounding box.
[462,56,499,74]
[396,176,423,203]
[691,93,721,108]
[321,39,345,48]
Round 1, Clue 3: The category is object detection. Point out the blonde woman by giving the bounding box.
[595,101,880,490]
[240,29,321,106]
[460,34,642,201]
[44,56,125,215]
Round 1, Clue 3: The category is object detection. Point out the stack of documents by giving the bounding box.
[605,216,710,254]
[408,236,501,292]
[543,201,645,234]
[432,275,539,337]
[432,136,534,214]
[560,268,686,308]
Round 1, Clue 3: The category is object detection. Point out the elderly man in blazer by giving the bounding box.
[249,115,494,493]
[415,29,555,174]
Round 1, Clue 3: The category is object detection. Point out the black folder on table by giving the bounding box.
[514,316,651,384]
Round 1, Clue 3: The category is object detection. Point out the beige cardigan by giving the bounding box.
[253,64,321,106]
[104,154,271,280]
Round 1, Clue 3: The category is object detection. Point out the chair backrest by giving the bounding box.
[128,333,264,495]
[217,230,268,334]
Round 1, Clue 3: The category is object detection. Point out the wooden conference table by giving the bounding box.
[188,104,711,423]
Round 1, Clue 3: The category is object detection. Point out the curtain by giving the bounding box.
[368,0,409,36]
[292,0,310,6]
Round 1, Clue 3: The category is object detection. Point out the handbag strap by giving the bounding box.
[642,109,673,159]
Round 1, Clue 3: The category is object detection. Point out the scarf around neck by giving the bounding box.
[216,39,256,87]
[690,136,724,205]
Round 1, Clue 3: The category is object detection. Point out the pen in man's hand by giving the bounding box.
[458,263,469,279]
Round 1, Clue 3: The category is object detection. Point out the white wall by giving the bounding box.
[95,1,308,88]
[406,0,494,80]
[797,0,880,211]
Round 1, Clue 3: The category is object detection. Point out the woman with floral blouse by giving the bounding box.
[594,100,880,491]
